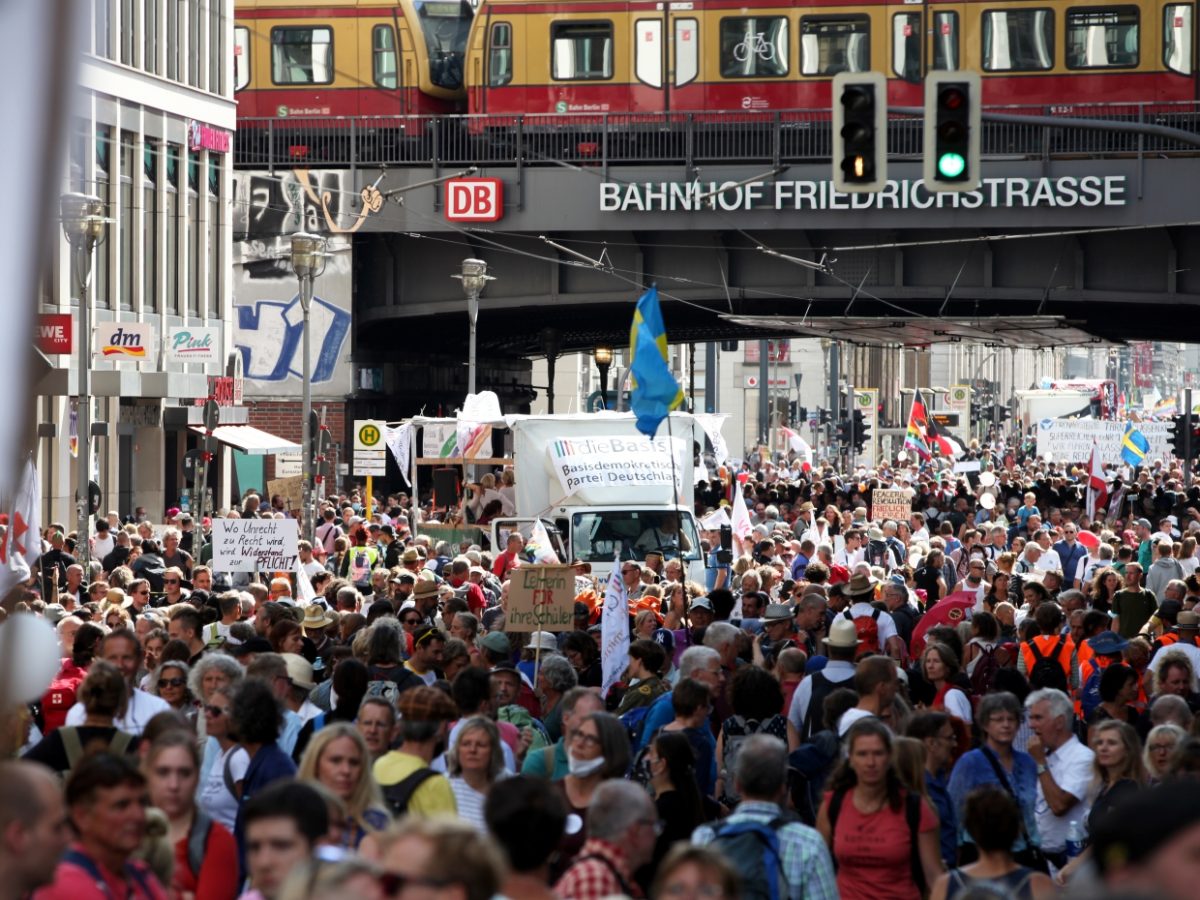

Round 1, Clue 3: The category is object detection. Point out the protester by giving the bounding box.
[296,723,390,850]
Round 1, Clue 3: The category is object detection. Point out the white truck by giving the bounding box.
[1015,389,1096,432]
[494,412,708,585]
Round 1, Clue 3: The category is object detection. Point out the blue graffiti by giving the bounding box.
[234,293,351,383]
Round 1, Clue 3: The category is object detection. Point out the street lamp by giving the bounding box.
[290,232,328,545]
[541,328,562,414]
[594,345,613,410]
[61,192,106,568]
[452,258,494,396]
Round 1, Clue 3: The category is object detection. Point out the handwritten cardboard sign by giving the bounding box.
[507,565,575,632]
[871,489,911,525]
[211,518,299,573]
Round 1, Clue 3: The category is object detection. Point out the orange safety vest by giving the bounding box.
[1021,633,1075,684]
[1077,640,1095,671]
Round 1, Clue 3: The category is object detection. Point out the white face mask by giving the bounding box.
[568,750,606,778]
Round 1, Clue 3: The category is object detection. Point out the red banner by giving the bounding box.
[35,313,71,354]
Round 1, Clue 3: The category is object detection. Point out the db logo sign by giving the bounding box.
[445,178,504,222]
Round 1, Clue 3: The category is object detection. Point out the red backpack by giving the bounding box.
[42,660,87,733]
[843,608,882,658]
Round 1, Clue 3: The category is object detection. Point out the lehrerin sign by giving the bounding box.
[600,176,1128,212]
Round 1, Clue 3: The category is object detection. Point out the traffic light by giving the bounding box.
[832,71,887,193]
[923,71,981,192]
[788,401,798,424]
[799,406,808,424]
[996,405,1012,424]
[852,410,869,452]
[819,407,832,425]
[835,416,852,446]
[1171,415,1189,459]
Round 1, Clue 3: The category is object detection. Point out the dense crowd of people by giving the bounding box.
[3,445,1200,900]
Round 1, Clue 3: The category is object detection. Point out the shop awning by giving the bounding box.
[189,425,301,456]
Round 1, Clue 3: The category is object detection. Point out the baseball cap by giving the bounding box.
[480,631,510,655]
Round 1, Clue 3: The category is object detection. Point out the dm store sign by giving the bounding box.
[165,326,220,365]
[94,323,153,363]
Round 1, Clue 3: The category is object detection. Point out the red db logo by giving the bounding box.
[445,178,504,222]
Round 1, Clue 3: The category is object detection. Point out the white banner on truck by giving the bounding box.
[1036,418,1173,465]
[548,435,686,498]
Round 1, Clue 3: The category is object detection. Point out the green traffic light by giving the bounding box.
[937,152,966,179]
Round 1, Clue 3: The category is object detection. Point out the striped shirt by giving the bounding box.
[448,775,489,834]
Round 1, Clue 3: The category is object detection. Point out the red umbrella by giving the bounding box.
[909,590,977,658]
[1076,530,1100,552]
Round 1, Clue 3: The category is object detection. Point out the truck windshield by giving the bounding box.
[571,510,702,563]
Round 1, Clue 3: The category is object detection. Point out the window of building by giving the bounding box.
[551,22,614,80]
[144,0,158,74]
[95,0,111,59]
[207,158,220,320]
[143,143,159,314]
[675,18,698,86]
[167,0,179,79]
[892,12,921,81]
[166,144,180,315]
[120,0,134,64]
[1165,4,1193,73]
[932,11,960,69]
[234,26,251,91]
[189,0,203,86]
[635,19,663,87]
[94,128,111,309]
[801,16,869,75]
[489,22,512,86]
[210,0,223,92]
[982,9,1054,70]
[1066,7,1138,67]
[720,16,788,77]
[373,24,398,88]
[119,135,135,311]
[271,26,334,84]
[187,152,200,316]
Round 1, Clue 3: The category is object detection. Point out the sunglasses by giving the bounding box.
[205,705,228,717]
[161,677,186,688]
[403,617,421,625]
[164,579,180,586]
[378,874,455,897]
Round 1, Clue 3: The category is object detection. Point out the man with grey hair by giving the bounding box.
[1025,687,1094,871]
[554,780,657,899]
[537,654,578,742]
[636,646,723,752]
[693,734,837,900]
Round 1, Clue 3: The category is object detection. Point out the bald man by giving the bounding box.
[0,761,71,900]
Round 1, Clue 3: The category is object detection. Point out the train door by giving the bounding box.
[362,14,406,115]
[630,4,700,113]
[1162,0,1197,99]
[888,2,925,106]
[927,2,965,81]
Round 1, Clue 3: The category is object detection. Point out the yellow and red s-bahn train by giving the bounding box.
[463,0,1198,116]
[234,0,474,118]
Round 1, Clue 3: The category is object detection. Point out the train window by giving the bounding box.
[720,17,789,77]
[373,25,398,88]
[982,9,1054,70]
[234,27,250,92]
[552,22,614,80]
[270,26,333,84]
[490,22,513,86]
[1066,7,1138,67]
[415,1,472,90]
[1165,4,1193,74]
[932,12,959,69]
[636,19,664,87]
[676,18,699,86]
[892,13,921,81]
[800,16,870,76]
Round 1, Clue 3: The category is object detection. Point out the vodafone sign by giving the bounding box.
[445,178,504,222]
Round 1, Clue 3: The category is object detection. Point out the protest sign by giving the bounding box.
[506,565,575,631]
[871,489,911,524]
[1035,419,1172,465]
[212,518,299,572]
[267,475,304,513]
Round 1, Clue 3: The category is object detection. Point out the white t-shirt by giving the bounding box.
[65,688,170,736]
[837,708,887,737]
[1038,548,1063,574]
[1036,735,1095,852]
[198,744,250,831]
[91,533,115,559]
[940,687,973,722]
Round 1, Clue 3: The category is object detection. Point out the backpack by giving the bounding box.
[1079,658,1109,719]
[969,643,1003,699]
[59,727,134,772]
[186,811,214,879]
[799,670,844,744]
[42,664,87,733]
[63,849,156,900]
[843,608,882,658]
[382,767,439,817]
[1027,635,1070,692]
[718,716,764,806]
[349,548,375,585]
[829,789,926,894]
[710,816,789,900]
[620,704,653,749]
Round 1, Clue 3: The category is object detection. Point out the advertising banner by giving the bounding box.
[548,435,686,497]
[506,565,576,631]
[165,326,221,365]
[94,322,153,363]
[211,518,299,572]
[1036,418,1173,465]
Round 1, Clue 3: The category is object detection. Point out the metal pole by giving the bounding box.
[467,288,479,395]
[847,382,856,469]
[830,342,841,459]
[1185,387,1193,488]
[75,246,91,568]
[300,277,313,545]
[758,340,769,447]
[704,342,717,413]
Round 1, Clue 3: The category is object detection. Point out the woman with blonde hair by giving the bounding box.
[447,715,506,833]
[1143,722,1188,782]
[297,722,390,850]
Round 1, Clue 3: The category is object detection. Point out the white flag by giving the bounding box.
[700,507,731,531]
[0,459,41,598]
[527,519,560,564]
[780,426,813,472]
[600,556,629,699]
[294,555,316,605]
[384,423,413,474]
[730,483,754,555]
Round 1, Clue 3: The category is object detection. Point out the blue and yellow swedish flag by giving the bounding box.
[628,286,684,437]
[1121,422,1151,466]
